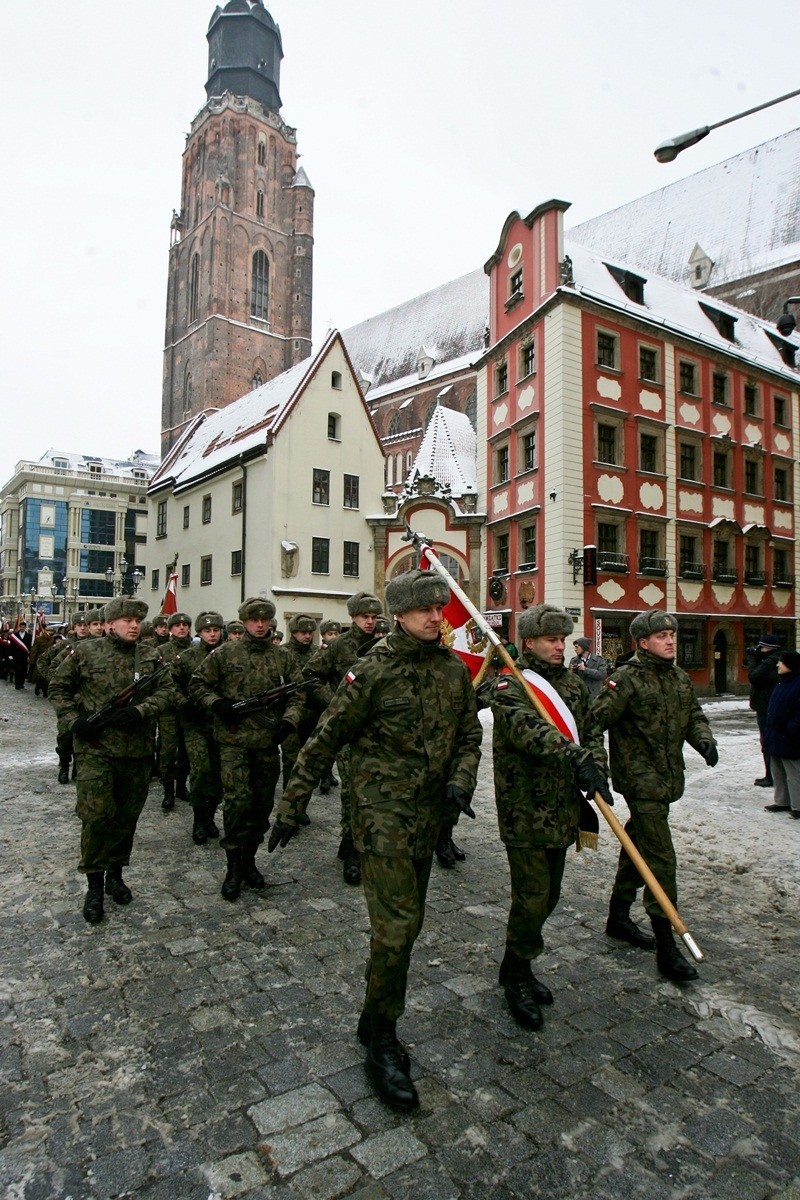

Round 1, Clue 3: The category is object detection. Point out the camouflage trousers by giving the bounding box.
[360,853,433,1020]
[158,711,189,783]
[504,845,568,961]
[280,716,318,789]
[56,727,73,763]
[75,749,152,873]
[612,799,678,917]
[337,746,352,841]
[183,724,222,812]
[218,744,280,851]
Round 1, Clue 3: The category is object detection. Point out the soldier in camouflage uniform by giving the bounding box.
[49,597,173,924]
[270,569,482,1112]
[488,603,612,1030]
[190,597,304,901]
[589,610,718,982]
[319,619,341,646]
[303,592,384,885]
[158,612,193,810]
[225,620,245,641]
[279,614,321,789]
[172,611,225,845]
[50,613,92,783]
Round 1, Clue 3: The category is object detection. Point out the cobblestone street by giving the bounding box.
[1,687,799,1200]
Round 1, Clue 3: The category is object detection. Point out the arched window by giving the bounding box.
[256,189,265,218]
[387,412,401,437]
[395,452,403,481]
[251,251,269,319]
[386,455,394,487]
[183,372,192,417]
[188,254,200,324]
[251,369,263,390]
[257,139,266,166]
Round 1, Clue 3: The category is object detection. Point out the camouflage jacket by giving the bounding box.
[589,650,714,804]
[488,655,607,848]
[49,634,173,758]
[276,628,483,858]
[303,623,376,709]
[280,638,321,720]
[173,640,215,731]
[37,638,67,682]
[189,631,304,748]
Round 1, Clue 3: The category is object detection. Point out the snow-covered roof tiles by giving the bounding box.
[343,269,488,390]
[406,403,477,498]
[568,128,800,291]
[35,449,159,478]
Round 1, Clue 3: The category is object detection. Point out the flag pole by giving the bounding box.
[402,525,703,962]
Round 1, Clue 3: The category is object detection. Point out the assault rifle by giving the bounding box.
[81,662,172,737]
[227,679,308,729]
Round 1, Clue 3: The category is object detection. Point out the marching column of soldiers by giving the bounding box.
[35,577,719,1114]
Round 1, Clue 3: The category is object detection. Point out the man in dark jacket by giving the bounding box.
[763,650,800,817]
[747,633,782,787]
[173,611,225,844]
[568,636,607,700]
[590,610,717,983]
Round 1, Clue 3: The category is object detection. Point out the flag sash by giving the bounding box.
[513,668,580,746]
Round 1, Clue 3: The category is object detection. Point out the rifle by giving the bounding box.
[228,679,308,729]
[82,662,172,737]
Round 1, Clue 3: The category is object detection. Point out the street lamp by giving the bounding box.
[654,85,800,163]
[106,557,141,596]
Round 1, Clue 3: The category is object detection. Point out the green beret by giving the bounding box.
[239,596,276,622]
[517,603,573,640]
[346,591,383,617]
[385,568,450,615]
[195,610,224,632]
[288,614,317,634]
[167,611,192,628]
[630,610,678,640]
[226,620,245,634]
[320,619,342,635]
[105,597,148,622]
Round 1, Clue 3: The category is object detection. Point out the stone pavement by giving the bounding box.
[1,685,799,1200]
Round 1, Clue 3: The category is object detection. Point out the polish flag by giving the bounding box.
[161,571,178,615]
[419,552,491,679]
[516,668,580,745]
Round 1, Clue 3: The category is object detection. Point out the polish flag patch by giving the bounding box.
[496,680,510,690]
[345,670,357,684]
[605,679,617,689]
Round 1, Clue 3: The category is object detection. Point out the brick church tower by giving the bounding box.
[161,0,314,453]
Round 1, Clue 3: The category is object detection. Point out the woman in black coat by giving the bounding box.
[763,650,800,817]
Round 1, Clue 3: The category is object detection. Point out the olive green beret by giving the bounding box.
[288,614,317,634]
[105,597,148,622]
[346,591,383,617]
[385,569,449,615]
[630,610,678,640]
[167,611,192,628]
[320,619,342,635]
[226,620,245,634]
[238,596,276,622]
[517,603,574,640]
[195,610,224,632]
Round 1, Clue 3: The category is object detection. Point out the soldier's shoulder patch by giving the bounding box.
[496,679,510,690]
[605,679,617,689]
[345,670,357,684]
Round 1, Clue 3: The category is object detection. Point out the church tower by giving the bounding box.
[161,0,314,453]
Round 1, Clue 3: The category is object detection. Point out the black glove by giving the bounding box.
[267,821,298,852]
[698,741,719,767]
[71,717,93,740]
[111,706,144,730]
[445,783,476,819]
[275,720,294,745]
[212,698,241,722]
[571,752,614,806]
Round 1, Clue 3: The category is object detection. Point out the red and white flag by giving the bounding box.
[161,570,178,615]
[419,549,491,680]
[516,668,580,745]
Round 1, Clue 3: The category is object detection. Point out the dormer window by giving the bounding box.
[89,464,102,476]
[700,303,737,342]
[605,264,646,305]
[766,332,797,369]
[52,458,68,470]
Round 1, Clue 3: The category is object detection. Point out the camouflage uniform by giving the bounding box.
[190,632,304,850]
[158,632,193,790]
[276,626,482,1020]
[589,649,713,915]
[489,655,607,962]
[49,634,172,873]
[173,640,222,823]
[279,632,321,787]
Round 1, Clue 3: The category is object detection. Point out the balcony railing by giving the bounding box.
[597,551,629,573]
[639,557,668,577]
[773,572,796,590]
[744,571,767,586]
[712,566,739,584]
[678,561,706,580]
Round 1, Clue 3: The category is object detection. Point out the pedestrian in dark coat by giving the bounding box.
[568,636,608,700]
[747,633,782,787]
[763,650,800,819]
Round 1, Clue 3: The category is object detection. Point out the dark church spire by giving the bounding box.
[206,1,283,112]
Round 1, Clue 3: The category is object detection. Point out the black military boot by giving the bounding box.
[606,894,656,950]
[365,1017,418,1112]
[57,755,71,785]
[191,809,208,845]
[221,849,242,901]
[161,780,175,812]
[176,775,190,802]
[83,873,104,924]
[498,950,545,1028]
[450,837,466,862]
[205,807,220,839]
[357,1010,410,1072]
[241,844,266,889]
[435,824,456,868]
[338,836,361,886]
[651,916,699,982]
[104,864,133,905]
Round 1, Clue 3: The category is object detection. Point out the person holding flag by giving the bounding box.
[487,602,612,1032]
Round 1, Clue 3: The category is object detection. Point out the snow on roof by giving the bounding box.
[568,128,800,290]
[342,269,488,390]
[364,350,478,404]
[35,449,159,478]
[563,238,800,381]
[405,403,477,498]
[291,166,313,190]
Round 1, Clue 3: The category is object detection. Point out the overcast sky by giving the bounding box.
[3,0,800,485]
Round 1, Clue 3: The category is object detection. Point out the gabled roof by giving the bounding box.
[405,403,477,498]
[568,128,800,291]
[150,331,372,493]
[342,269,488,391]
